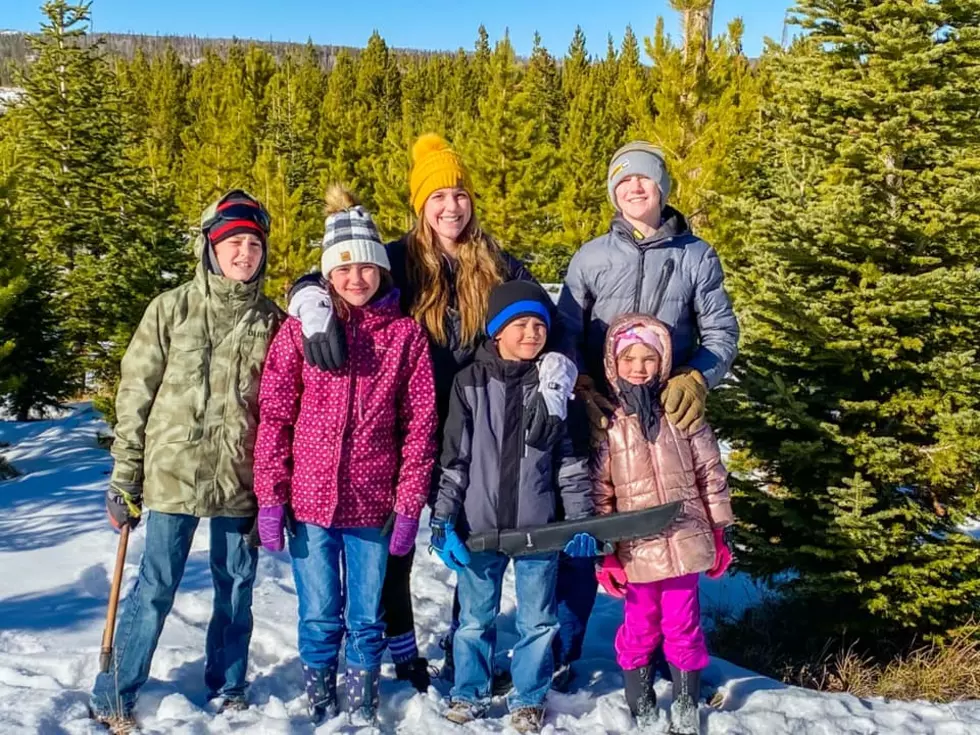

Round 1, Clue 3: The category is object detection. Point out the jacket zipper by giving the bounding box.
[335,321,358,517]
[632,248,647,313]
[350,323,360,423]
[631,239,675,315]
[649,259,675,316]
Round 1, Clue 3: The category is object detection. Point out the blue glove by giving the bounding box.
[430,518,471,571]
[563,532,599,558]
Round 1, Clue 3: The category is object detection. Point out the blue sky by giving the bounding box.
[4,1,793,59]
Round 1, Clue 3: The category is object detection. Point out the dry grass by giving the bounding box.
[824,631,980,702]
[709,601,980,703]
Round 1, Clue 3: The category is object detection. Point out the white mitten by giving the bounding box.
[287,283,334,339]
[287,283,347,371]
[537,352,578,421]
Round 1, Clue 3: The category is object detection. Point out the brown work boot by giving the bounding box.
[510,706,545,733]
[444,700,487,725]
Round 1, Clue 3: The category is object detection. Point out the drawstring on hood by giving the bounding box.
[193,190,272,408]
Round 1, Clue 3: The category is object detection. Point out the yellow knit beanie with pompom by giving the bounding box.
[409,133,473,215]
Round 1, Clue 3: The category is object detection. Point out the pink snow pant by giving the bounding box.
[614,573,709,672]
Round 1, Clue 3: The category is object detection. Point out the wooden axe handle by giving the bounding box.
[99,523,130,674]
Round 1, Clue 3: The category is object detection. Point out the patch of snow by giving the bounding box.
[0,87,24,112]
[1,405,979,733]
[961,519,980,541]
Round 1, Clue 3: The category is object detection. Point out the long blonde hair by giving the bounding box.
[406,213,507,346]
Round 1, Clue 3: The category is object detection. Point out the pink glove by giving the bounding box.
[596,554,628,598]
[705,527,732,579]
[388,513,419,557]
[258,504,286,552]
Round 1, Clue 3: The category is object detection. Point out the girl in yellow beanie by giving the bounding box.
[285,133,543,696]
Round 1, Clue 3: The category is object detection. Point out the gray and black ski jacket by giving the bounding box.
[432,342,593,536]
[557,208,739,389]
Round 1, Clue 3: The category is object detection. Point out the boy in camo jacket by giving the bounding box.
[89,190,284,730]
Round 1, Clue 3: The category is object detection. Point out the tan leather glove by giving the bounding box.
[660,367,708,432]
[574,375,617,447]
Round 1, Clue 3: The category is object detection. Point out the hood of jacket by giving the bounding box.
[602,313,674,397]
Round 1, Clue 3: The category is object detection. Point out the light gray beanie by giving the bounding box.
[607,141,672,209]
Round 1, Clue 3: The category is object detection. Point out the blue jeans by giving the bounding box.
[554,555,599,666]
[90,512,257,716]
[289,523,388,672]
[453,551,559,711]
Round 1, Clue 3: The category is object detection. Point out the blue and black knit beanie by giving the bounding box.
[486,281,553,338]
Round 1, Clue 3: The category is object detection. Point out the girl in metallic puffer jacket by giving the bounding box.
[592,313,734,735]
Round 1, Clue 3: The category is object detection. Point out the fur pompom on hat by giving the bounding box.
[409,133,473,215]
[320,185,390,274]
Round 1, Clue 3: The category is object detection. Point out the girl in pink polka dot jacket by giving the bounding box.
[252,187,439,725]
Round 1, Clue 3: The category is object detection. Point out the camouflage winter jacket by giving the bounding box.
[109,196,284,518]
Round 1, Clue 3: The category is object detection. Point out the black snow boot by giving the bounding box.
[668,664,701,735]
[433,632,455,681]
[551,662,574,693]
[302,664,338,724]
[492,667,513,697]
[395,656,431,693]
[623,665,657,725]
[346,666,381,725]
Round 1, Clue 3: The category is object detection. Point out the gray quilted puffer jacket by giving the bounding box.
[556,208,738,389]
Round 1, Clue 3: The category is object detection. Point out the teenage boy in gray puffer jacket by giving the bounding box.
[552,142,739,692]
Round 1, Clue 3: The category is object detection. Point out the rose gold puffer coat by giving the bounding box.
[592,314,733,584]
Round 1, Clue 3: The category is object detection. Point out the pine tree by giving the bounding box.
[525,32,563,147]
[463,35,561,278]
[562,27,590,102]
[178,44,263,217]
[13,2,187,403]
[349,32,402,208]
[556,31,617,258]
[315,50,358,195]
[253,48,325,300]
[712,0,980,635]
[612,25,650,141]
[125,45,189,193]
[640,11,760,233]
[0,173,30,405]
[0,124,72,419]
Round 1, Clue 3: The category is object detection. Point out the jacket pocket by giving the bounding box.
[146,422,201,445]
[163,333,208,385]
[155,333,208,428]
[237,334,269,406]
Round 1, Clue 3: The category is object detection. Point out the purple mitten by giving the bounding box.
[389,513,419,557]
[258,504,286,552]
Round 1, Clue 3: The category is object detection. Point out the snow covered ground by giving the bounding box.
[1,405,979,734]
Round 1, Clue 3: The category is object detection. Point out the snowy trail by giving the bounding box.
[1,406,979,734]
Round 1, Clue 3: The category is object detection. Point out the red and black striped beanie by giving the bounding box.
[207,192,269,246]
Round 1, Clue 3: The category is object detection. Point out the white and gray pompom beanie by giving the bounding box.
[320,205,390,274]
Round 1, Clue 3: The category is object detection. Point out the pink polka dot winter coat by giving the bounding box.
[252,290,439,528]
